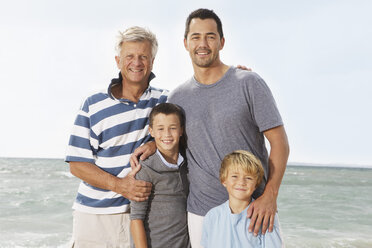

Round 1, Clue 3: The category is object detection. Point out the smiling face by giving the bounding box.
[222,167,257,203]
[184,18,225,68]
[150,113,183,156]
[115,40,154,86]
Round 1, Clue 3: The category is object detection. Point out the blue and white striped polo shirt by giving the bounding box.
[65,72,168,214]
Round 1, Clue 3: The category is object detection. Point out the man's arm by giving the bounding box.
[247,125,289,236]
[69,161,152,202]
[130,219,148,248]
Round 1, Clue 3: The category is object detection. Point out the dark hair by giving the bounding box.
[184,8,224,39]
[149,103,187,152]
[149,103,185,128]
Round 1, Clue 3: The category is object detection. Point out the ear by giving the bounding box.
[184,38,189,51]
[180,126,184,136]
[219,37,225,50]
[221,180,226,188]
[149,127,154,138]
[115,56,121,69]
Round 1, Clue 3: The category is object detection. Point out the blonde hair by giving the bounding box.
[116,26,158,59]
[220,150,264,187]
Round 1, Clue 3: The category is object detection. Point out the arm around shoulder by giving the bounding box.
[247,125,289,235]
[69,161,119,192]
[69,161,152,202]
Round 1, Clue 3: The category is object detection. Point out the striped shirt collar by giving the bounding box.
[156,149,184,169]
[107,72,156,100]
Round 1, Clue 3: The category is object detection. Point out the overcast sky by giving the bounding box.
[0,0,371,166]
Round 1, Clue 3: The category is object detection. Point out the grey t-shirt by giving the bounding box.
[168,67,283,216]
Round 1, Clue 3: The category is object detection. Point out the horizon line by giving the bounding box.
[1,156,371,169]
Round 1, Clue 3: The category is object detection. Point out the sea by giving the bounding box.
[0,158,371,248]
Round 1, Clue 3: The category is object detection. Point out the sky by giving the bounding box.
[0,0,371,166]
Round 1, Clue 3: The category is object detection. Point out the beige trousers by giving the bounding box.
[70,211,131,248]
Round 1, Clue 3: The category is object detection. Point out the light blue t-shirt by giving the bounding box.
[201,200,283,248]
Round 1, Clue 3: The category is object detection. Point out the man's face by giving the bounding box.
[115,41,154,85]
[184,18,225,68]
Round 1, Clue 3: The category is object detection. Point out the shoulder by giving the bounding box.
[139,153,161,169]
[205,201,228,220]
[228,67,266,86]
[79,90,110,112]
[149,86,169,95]
[135,153,161,180]
[228,68,276,101]
[168,78,194,102]
[262,213,283,246]
[149,86,169,103]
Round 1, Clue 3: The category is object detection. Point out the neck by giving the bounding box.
[158,148,179,165]
[112,80,148,103]
[228,197,252,214]
[193,61,230,85]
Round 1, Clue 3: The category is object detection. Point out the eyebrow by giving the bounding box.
[190,32,217,36]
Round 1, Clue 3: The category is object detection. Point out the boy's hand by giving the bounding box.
[247,192,277,236]
[130,141,157,168]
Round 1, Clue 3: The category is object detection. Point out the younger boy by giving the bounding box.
[201,150,283,248]
[130,103,190,248]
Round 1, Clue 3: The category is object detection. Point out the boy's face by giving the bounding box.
[149,113,183,155]
[222,167,257,202]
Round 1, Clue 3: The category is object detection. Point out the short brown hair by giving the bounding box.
[184,8,224,39]
[220,150,264,187]
[149,103,185,128]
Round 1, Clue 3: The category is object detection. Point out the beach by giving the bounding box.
[0,158,371,247]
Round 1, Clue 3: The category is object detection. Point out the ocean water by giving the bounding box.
[0,158,371,248]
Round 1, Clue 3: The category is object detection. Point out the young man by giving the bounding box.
[167,9,289,247]
[201,150,283,248]
[65,26,167,247]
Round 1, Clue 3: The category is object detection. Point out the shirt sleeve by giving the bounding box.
[262,214,283,248]
[130,165,152,220]
[65,98,97,164]
[246,73,283,132]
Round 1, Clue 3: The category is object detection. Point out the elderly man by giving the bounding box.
[65,26,167,247]
[168,8,290,247]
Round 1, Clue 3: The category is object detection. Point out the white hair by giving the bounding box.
[116,26,158,59]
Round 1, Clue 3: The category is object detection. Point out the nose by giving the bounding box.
[199,36,209,48]
[238,178,246,185]
[133,56,143,66]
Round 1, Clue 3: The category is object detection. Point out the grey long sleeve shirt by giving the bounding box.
[130,152,190,248]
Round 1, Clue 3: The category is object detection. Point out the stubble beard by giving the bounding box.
[191,52,219,68]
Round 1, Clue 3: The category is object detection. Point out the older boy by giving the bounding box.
[130,103,190,248]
